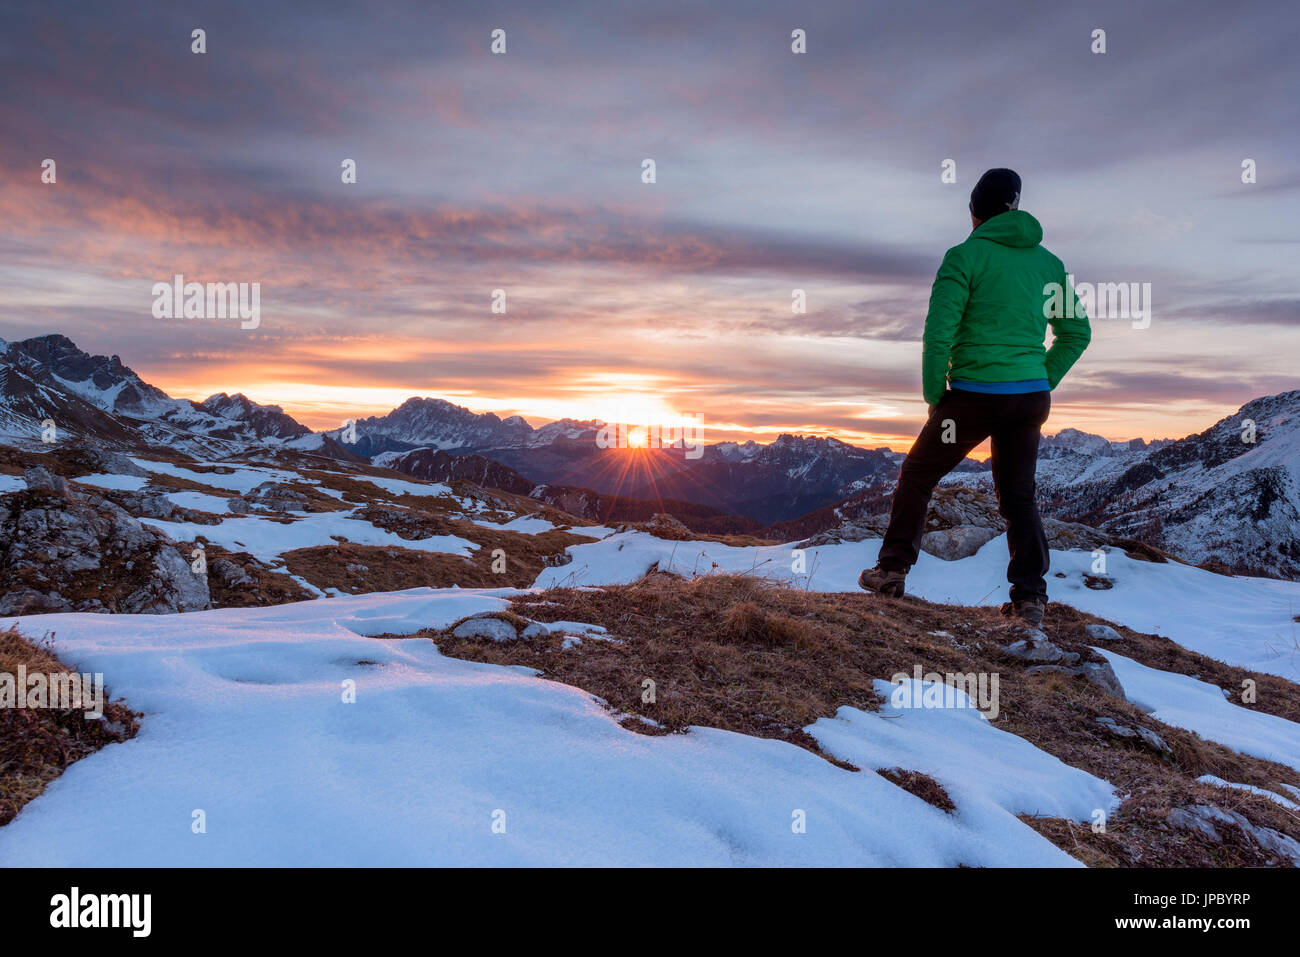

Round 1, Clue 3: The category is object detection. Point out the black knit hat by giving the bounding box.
[970,168,1022,222]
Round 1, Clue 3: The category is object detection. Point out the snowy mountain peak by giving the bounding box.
[7,333,173,417]
[193,392,312,441]
[769,433,845,452]
[523,418,599,447]
[356,396,534,451]
[0,334,316,452]
[1042,427,1114,456]
[714,440,762,462]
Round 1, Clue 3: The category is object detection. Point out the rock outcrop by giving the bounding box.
[0,468,210,615]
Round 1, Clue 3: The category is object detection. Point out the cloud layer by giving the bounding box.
[2,0,1297,445]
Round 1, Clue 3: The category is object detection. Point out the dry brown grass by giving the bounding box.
[441,480,606,530]
[877,768,957,813]
[123,470,241,499]
[421,573,1300,867]
[298,468,466,510]
[201,543,316,607]
[0,627,138,826]
[284,543,494,592]
[281,518,600,593]
[0,444,122,479]
[645,527,782,548]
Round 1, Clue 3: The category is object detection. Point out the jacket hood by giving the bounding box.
[972,209,1042,248]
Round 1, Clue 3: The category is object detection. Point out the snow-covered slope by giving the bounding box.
[0,589,1113,867]
[1097,650,1300,773]
[3,480,1299,866]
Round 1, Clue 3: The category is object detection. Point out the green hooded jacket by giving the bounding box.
[921,210,1091,406]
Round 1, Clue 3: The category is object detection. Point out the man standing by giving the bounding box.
[858,168,1091,625]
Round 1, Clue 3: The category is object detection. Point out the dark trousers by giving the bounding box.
[878,388,1051,603]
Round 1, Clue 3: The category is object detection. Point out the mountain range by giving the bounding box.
[2,333,1297,579]
[949,391,1300,579]
[0,334,314,453]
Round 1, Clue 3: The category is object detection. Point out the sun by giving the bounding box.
[564,387,681,431]
[626,426,649,448]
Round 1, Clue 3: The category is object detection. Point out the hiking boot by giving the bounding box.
[858,565,906,598]
[1000,599,1046,627]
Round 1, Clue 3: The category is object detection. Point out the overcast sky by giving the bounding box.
[1,0,1297,446]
